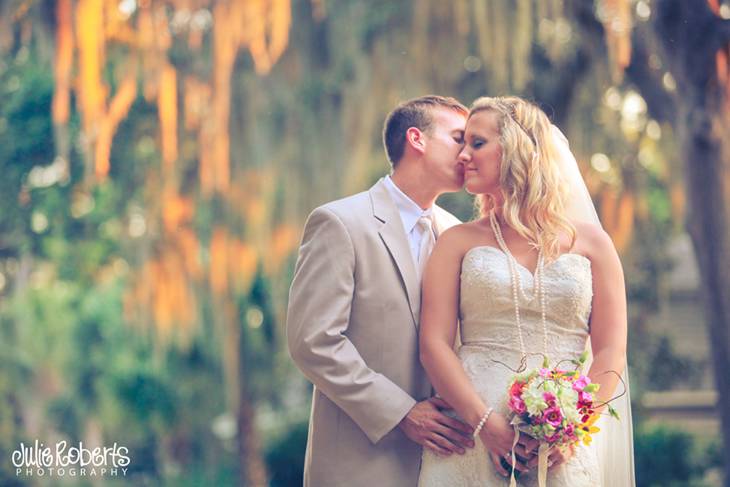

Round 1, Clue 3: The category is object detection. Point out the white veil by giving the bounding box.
[552,126,636,487]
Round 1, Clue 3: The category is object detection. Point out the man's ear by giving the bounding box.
[406,127,426,155]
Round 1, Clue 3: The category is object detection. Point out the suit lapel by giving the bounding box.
[369,179,421,328]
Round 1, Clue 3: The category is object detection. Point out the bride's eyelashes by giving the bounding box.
[470,138,485,149]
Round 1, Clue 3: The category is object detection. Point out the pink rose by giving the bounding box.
[508,396,527,415]
[509,381,525,398]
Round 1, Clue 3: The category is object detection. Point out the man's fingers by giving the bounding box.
[428,397,452,410]
[435,414,473,437]
[429,431,463,454]
[424,439,451,457]
[431,424,471,451]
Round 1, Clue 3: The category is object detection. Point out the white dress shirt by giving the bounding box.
[383,175,436,266]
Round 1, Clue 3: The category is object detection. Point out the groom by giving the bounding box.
[287,95,474,487]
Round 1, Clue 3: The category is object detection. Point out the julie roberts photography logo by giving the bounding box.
[12,440,130,478]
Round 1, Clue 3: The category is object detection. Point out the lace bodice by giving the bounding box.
[419,246,601,487]
[459,245,592,367]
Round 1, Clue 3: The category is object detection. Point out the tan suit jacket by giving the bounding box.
[287,178,461,487]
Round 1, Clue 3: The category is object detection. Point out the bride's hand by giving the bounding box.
[527,443,575,470]
[478,412,537,475]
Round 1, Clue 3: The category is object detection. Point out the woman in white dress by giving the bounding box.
[418,96,634,486]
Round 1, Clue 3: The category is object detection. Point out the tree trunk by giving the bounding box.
[238,387,269,487]
[681,102,730,487]
[218,295,269,486]
[651,1,730,483]
[573,0,730,482]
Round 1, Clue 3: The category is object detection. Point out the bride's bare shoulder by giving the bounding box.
[572,221,618,260]
[440,219,490,240]
[437,219,491,255]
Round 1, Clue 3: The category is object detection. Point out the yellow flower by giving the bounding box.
[580,415,601,446]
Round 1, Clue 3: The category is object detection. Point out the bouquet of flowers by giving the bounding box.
[504,352,620,486]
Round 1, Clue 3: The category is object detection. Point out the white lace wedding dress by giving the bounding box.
[418,245,601,486]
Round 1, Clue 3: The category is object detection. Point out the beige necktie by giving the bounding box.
[416,215,436,281]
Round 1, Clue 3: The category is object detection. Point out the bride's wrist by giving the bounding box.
[482,410,505,437]
[472,407,494,438]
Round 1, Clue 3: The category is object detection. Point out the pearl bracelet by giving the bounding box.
[472,407,494,438]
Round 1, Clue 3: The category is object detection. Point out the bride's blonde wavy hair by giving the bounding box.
[470,96,575,260]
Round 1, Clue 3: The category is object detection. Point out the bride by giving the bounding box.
[417,96,634,486]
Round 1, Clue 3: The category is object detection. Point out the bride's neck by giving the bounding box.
[485,202,506,224]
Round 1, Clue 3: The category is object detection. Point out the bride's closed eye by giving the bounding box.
[470,138,485,149]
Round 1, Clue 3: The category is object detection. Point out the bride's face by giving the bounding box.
[458,110,503,195]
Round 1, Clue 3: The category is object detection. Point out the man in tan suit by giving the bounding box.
[287,96,474,487]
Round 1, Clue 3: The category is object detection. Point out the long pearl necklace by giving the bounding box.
[488,209,549,361]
